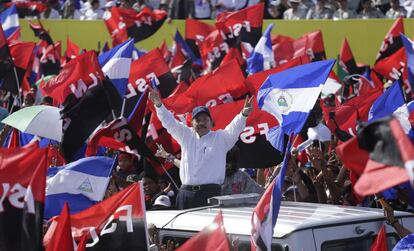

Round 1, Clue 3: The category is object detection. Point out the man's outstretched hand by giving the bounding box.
[148,86,162,107]
[242,95,254,117]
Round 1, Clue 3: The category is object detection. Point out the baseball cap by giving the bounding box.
[191,106,211,120]
[153,195,171,207]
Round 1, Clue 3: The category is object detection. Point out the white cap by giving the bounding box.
[307,123,332,142]
[104,1,114,8]
[153,195,171,207]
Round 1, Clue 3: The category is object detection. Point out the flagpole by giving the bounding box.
[120,97,126,117]
[160,163,179,191]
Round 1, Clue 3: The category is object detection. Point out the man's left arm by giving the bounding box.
[222,96,254,148]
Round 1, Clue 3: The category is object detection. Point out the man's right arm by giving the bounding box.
[149,87,192,144]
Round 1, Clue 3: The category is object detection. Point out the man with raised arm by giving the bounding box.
[149,87,253,209]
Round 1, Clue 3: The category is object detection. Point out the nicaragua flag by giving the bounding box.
[246,24,275,75]
[98,39,134,96]
[257,60,335,151]
[251,140,291,251]
[0,4,19,41]
[44,156,115,219]
[401,34,414,95]
[368,81,411,133]
[173,30,202,66]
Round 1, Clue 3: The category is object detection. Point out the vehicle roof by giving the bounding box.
[146,201,414,238]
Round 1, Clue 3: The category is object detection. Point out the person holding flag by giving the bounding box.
[148,86,254,209]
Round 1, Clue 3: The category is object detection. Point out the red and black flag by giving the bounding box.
[28,20,54,46]
[44,183,149,251]
[199,29,229,71]
[339,38,366,75]
[108,7,167,44]
[124,48,177,116]
[374,47,406,83]
[0,144,48,251]
[185,19,215,62]
[40,50,104,104]
[210,99,283,169]
[180,59,247,110]
[375,17,404,64]
[46,203,74,251]
[4,41,36,94]
[61,77,122,161]
[64,36,80,63]
[4,2,46,18]
[215,3,264,48]
[353,117,413,196]
[104,7,129,46]
[272,31,326,65]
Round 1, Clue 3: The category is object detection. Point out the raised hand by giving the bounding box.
[148,86,162,107]
[242,95,254,117]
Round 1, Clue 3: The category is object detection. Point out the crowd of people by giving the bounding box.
[1,0,413,20]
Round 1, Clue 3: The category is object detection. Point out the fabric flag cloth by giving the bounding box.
[392,233,414,251]
[257,60,335,151]
[375,17,404,64]
[40,50,104,104]
[46,203,74,251]
[370,225,387,251]
[0,4,20,41]
[0,24,14,83]
[339,38,365,75]
[368,81,410,132]
[173,30,202,66]
[401,34,414,95]
[251,139,292,251]
[98,39,134,96]
[44,183,149,251]
[45,156,115,219]
[247,24,275,75]
[354,117,414,196]
[176,211,230,251]
[0,144,48,251]
[61,77,121,161]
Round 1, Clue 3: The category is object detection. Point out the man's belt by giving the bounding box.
[181,184,221,192]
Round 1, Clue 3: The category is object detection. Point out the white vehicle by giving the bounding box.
[146,194,414,251]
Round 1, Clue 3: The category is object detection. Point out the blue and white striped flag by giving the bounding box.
[401,34,414,95]
[99,39,134,96]
[257,60,335,151]
[247,24,275,75]
[44,156,115,219]
[0,4,19,40]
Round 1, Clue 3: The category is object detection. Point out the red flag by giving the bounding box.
[8,41,36,93]
[185,19,215,60]
[336,137,368,176]
[339,38,359,74]
[220,47,245,68]
[46,203,74,251]
[209,99,281,168]
[272,30,326,65]
[374,47,406,82]
[44,183,149,250]
[329,86,382,136]
[370,225,387,251]
[104,7,129,46]
[215,3,264,47]
[183,59,247,111]
[40,50,104,104]
[176,211,230,251]
[375,17,404,64]
[199,29,229,71]
[5,2,46,16]
[0,144,48,250]
[117,7,167,43]
[159,40,171,63]
[66,37,80,60]
[354,118,413,196]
